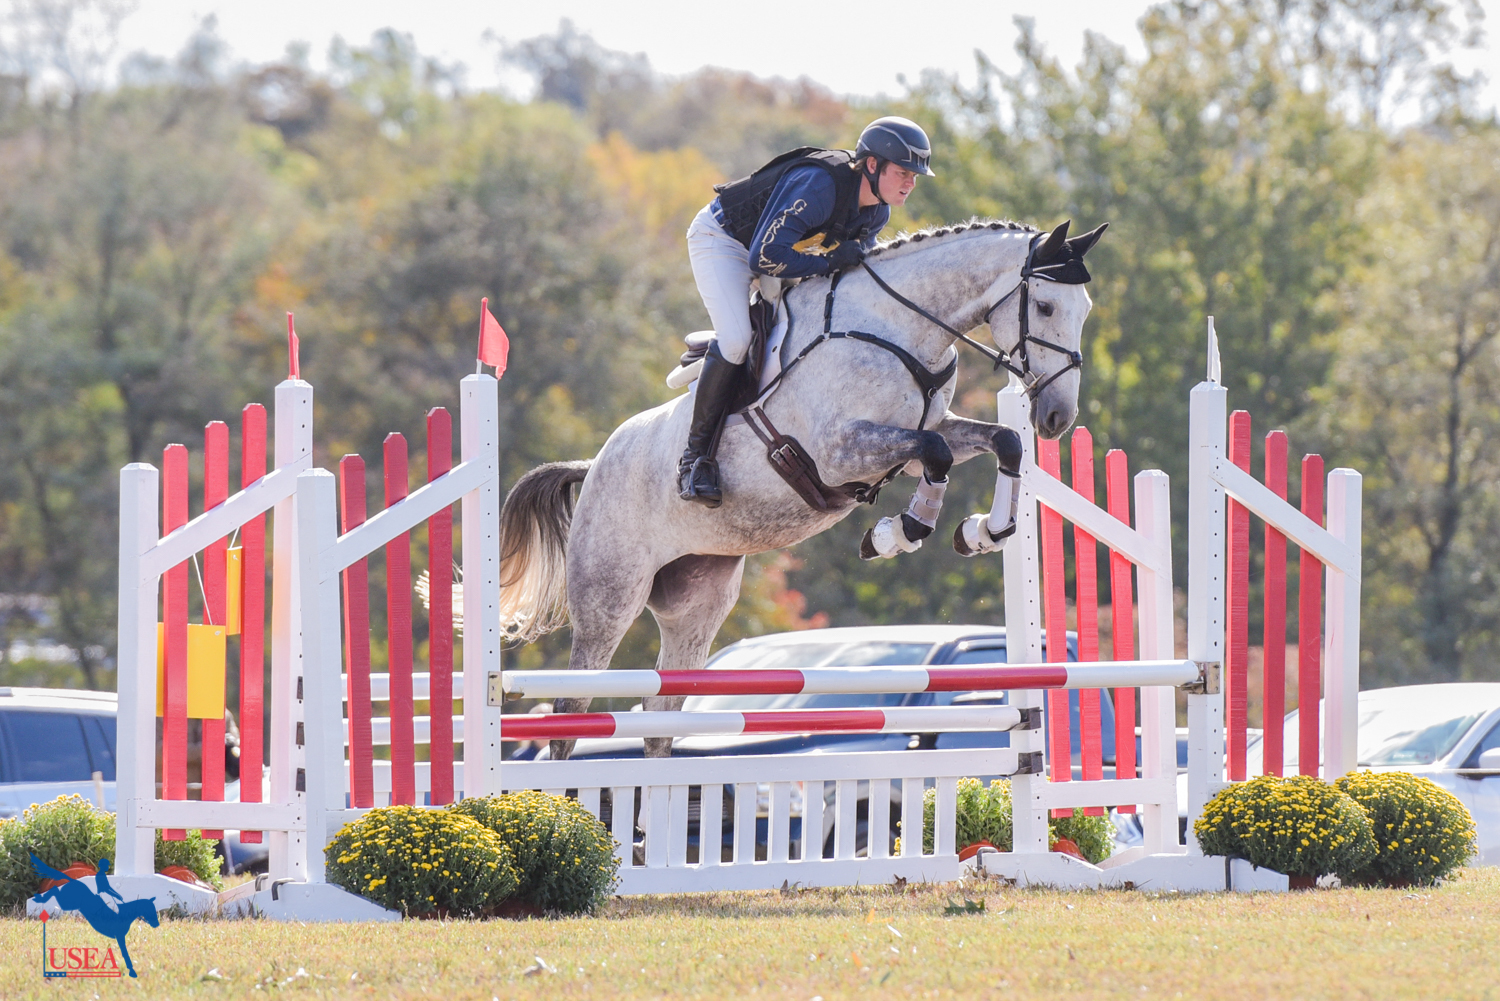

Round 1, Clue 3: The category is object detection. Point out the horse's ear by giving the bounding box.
[1034,220,1071,263]
[1067,222,1109,258]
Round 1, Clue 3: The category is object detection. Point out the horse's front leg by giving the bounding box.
[929,412,1024,557]
[117,935,138,978]
[822,421,952,560]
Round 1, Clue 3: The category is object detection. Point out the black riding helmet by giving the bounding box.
[854,116,935,204]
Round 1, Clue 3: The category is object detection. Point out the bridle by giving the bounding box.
[858,232,1084,401]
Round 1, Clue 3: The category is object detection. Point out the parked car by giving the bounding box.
[524,625,1128,858]
[0,686,269,874]
[1159,684,1500,864]
[1243,684,1500,866]
[0,687,118,817]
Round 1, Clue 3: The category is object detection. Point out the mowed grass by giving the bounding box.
[2,867,1497,1000]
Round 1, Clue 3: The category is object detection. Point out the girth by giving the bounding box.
[743,406,885,512]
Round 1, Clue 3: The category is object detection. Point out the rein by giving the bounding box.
[858,233,1083,401]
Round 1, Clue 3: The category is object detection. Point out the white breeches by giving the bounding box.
[686,205,754,364]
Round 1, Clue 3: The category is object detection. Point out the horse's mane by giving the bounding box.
[867,217,1039,260]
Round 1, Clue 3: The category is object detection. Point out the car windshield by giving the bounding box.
[1249,693,1489,771]
[683,641,933,711]
[1357,703,1486,766]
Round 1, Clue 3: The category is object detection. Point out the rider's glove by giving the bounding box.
[825,240,866,272]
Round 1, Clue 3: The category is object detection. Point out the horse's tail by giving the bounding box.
[498,459,592,644]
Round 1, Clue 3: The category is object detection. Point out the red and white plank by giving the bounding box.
[500,705,1025,741]
[499,660,1201,701]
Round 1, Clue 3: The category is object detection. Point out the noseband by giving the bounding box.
[859,232,1084,401]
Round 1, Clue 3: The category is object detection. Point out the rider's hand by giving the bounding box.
[825,240,866,272]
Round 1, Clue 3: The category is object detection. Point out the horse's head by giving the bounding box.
[134,898,160,928]
[987,220,1108,440]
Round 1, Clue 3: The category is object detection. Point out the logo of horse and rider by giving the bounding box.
[31,855,157,978]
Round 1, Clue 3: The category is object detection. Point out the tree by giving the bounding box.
[0,19,281,686]
[788,3,1382,630]
[1320,124,1500,682]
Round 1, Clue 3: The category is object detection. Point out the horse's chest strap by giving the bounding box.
[827,331,956,429]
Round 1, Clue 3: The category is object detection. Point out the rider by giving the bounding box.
[678,116,936,506]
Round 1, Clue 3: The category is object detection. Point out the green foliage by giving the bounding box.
[916,778,1013,855]
[0,817,20,912]
[450,792,619,914]
[1048,812,1115,866]
[325,805,519,917]
[1195,775,1376,879]
[154,831,224,890]
[1335,772,1477,886]
[1323,127,1500,683]
[0,796,116,910]
[0,796,224,909]
[906,778,1112,864]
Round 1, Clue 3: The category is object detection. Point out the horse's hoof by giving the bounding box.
[954,513,1011,556]
[954,520,978,557]
[861,518,921,560]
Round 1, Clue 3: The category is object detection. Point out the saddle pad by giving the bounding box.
[667,308,790,402]
[758,307,791,393]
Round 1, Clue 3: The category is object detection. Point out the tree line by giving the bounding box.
[0,0,1495,699]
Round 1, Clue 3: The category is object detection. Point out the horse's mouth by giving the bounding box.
[1030,398,1079,441]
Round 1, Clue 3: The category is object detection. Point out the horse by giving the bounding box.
[32,857,159,978]
[497,218,1107,759]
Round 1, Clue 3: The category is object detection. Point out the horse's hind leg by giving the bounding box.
[548,546,658,761]
[642,554,745,758]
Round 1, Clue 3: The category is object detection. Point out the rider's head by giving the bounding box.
[855,116,935,207]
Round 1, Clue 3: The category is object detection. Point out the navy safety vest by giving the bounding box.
[714,147,865,250]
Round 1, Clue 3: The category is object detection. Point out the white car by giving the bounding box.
[0,687,119,817]
[0,686,269,873]
[1175,684,1500,865]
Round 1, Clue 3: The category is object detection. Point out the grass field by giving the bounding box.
[2,867,1497,1000]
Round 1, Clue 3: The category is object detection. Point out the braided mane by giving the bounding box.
[868,217,1039,259]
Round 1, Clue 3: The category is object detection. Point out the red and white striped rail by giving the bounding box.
[497,660,1202,701]
[501,705,1026,741]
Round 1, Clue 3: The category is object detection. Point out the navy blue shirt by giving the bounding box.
[712,165,890,279]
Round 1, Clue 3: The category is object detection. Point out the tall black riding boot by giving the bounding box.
[678,341,746,507]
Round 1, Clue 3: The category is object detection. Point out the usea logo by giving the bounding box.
[32,856,159,979]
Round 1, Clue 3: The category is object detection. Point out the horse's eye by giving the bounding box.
[1036,301,1055,318]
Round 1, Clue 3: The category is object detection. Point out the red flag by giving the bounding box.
[287,313,300,380]
[478,297,509,377]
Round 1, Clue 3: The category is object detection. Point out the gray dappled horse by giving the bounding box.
[498,219,1107,759]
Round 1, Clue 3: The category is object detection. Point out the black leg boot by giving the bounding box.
[678,341,746,507]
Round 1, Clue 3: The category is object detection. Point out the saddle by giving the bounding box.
[669,292,776,400]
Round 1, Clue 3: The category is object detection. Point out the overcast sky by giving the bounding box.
[112,0,1496,114]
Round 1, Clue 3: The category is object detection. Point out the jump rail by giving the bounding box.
[500,705,1028,740]
[495,660,1204,700]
